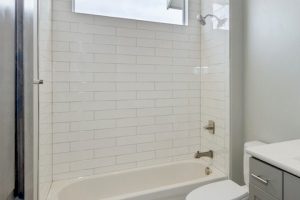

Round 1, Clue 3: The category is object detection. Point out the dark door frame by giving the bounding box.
[15,0,25,198]
[15,0,36,199]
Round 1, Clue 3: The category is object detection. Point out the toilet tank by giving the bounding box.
[243,141,266,186]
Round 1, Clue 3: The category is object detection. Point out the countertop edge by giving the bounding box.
[246,149,300,178]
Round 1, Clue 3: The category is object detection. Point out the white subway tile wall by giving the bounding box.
[39,0,53,199]
[51,0,203,181]
[200,0,230,175]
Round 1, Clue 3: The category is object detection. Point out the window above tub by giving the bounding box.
[72,0,188,25]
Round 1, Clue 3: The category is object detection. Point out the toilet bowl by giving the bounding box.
[186,141,266,200]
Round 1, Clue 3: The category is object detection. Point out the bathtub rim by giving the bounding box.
[47,159,227,200]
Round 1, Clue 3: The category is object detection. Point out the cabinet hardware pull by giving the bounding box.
[251,173,269,185]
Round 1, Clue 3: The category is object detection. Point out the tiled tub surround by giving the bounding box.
[51,0,202,181]
[199,0,230,175]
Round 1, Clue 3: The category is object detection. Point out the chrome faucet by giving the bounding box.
[194,150,214,159]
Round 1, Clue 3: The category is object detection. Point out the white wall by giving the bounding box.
[228,0,300,184]
[244,0,300,142]
[229,0,245,185]
[38,0,53,199]
[0,0,15,198]
[51,0,202,181]
[200,0,230,175]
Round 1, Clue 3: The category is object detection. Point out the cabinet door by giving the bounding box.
[250,158,282,199]
[249,184,277,200]
[284,172,300,200]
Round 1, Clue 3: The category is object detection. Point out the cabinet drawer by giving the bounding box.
[249,184,278,200]
[284,172,300,200]
[250,158,282,199]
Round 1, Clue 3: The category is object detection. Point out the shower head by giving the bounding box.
[197,14,207,26]
[197,14,227,28]
[217,18,227,28]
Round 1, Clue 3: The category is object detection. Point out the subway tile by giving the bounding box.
[94,54,136,64]
[137,124,173,135]
[94,91,136,101]
[137,38,172,48]
[94,145,136,158]
[53,21,70,31]
[137,73,173,82]
[53,72,93,82]
[53,163,69,174]
[95,109,136,120]
[53,83,69,92]
[137,91,173,99]
[53,111,93,123]
[70,138,116,152]
[70,101,115,111]
[70,82,116,92]
[117,100,154,109]
[94,127,136,139]
[70,43,116,54]
[53,103,69,113]
[155,98,189,107]
[93,35,137,46]
[42,0,229,182]
[117,135,155,146]
[70,157,115,171]
[53,31,93,43]
[74,24,116,35]
[53,52,93,62]
[116,117,154,128]
[137,141,172,152]
[53,41,69,51]
[53,123,69,133]
[155,82,189,90]
[53,0,72,12]
[117,28,155,39]
[94,73,136,82]
[117,46,155,56]
[53,143,70,153]
[70,63,116,73]
[137,56,172,65]
[117,152,155,164]
[116,64,155,73]
[53,131,94,143]
[137,107,173,117]
[94,16,137,29]
[53,150,93,164]
[70,120,116,131]
[116,82,154,91]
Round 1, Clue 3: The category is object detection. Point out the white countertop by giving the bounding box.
[246,139,300,177]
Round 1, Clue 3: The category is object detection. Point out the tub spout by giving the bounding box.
[194,150,213,159]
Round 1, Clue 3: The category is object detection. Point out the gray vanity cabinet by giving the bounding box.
[250,158,283,199]
[249,157,300,200]
[284,172,300,200]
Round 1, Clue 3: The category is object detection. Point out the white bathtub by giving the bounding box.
[47,160,226,200]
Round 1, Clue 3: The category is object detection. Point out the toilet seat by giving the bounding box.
[186,180,248,200]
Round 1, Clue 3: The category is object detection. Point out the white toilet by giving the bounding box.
[186,141,266,200]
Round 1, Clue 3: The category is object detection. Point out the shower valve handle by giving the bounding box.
[33,80,44,85]
[204,120,215,134]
